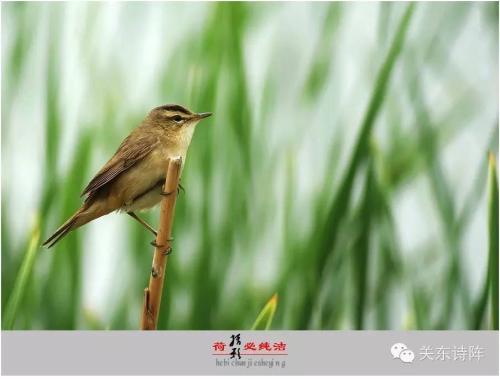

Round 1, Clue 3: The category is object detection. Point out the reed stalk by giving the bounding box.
[140,157,182,330]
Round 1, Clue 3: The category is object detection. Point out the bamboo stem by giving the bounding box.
[140,156,182,330]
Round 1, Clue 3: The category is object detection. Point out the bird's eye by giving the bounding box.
[172,115,183,123]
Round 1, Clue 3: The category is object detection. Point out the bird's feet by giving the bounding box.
[161,183,185,197]
[150,238,174,256]
[178,183,185,194]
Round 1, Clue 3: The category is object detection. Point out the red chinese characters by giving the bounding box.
[243,342,257,351]
[212,340,287,354]
[212,342,226,352]
[273,341,287,351]
[258,342,272,351]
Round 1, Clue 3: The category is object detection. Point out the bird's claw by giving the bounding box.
[150,237,174,257]
[150,240,161,248]
[161,184,185,197]
[178,183,185,194]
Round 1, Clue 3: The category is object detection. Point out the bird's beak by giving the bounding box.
[195,112,213,120]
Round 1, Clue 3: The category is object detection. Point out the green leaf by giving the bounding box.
[472,269,490,329]
[471,150,499,330]
[2,217,41,330]
[251,294,278,330]
[487,153,499,330]
[298,2,416,329]
[352,162,375,330]
[317,2,416,271]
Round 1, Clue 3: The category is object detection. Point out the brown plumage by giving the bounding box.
[43,104,212,248]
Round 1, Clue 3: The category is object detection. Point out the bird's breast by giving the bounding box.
[111,144,187,210]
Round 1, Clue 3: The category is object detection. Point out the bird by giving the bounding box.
[42,104,212,248]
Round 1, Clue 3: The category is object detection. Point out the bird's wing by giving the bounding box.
[81,131,160,198]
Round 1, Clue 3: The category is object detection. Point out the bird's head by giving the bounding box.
[148,104,212,130]
[146,104,211,148]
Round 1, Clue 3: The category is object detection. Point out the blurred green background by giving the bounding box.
[1,2,498,330]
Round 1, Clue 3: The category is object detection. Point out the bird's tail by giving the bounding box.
[42,210,82,248]
[42,205,97,248]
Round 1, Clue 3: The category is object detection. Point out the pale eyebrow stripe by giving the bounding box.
[164,111,189,119]
[154,104,191,115]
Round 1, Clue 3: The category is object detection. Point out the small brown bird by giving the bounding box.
[43,104,212,248]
